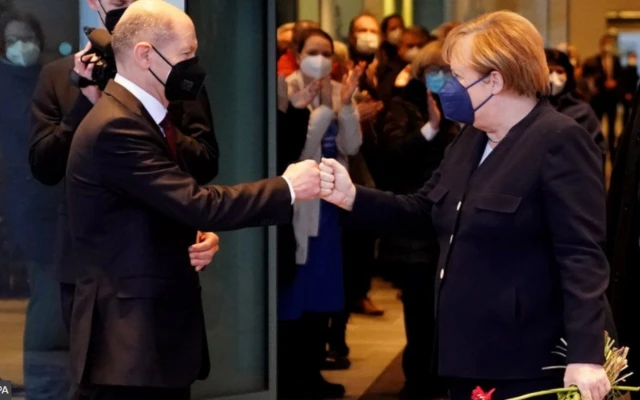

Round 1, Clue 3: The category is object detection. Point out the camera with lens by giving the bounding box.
[69,27,117,91]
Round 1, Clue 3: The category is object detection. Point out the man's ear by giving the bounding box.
[133,42,153,69]
[87,0,100,12]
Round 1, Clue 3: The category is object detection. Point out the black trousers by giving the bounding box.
[60,282,75,333]
[592,96,619,159]
[278,313,330,387]
[74,384,190,400]
[326,230,377,352]
[447,377,562,400]
[397,262,439,389]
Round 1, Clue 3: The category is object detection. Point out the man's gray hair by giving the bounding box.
[112,8,174,59]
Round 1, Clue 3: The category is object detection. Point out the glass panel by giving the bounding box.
[445,0,569,46]
[187,0,271,397]
[0,1,78,398]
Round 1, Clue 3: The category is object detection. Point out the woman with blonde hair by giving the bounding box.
[320,11,611,400]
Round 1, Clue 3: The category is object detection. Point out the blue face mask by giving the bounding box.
[439,74,493,125]
[425,71,450,93]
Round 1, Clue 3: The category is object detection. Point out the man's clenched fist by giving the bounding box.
[283,160,321,201]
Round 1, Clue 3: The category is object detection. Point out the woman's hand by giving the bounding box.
[277,74,289,112]
[357,100,383,123]
[341,62,365,105]
[426,90,442,130]
[564,363,611,400]
[289,79,322,109]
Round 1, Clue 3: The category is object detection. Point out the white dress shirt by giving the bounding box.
[113,74,296,203]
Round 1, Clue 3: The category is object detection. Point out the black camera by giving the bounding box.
[69,27,117,91]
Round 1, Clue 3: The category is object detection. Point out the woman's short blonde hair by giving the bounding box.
[442,11,549,97]
[411,41,446,79]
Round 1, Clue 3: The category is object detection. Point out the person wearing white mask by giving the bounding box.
[392,26,431,89]
[545,48,606,166]
[279,27,362,399]
[0,10,68,399]
[347,12,381,70]
[380,13,405,66]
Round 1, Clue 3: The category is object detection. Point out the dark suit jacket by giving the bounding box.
[346,99,608,379]
[29,56,219,284]
[583,54,623,101]
[65,80,292,387]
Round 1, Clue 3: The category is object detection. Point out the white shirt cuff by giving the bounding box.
[282,176,296,204]
[420,122,439,142]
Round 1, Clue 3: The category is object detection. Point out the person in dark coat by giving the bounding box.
[320,11,612,400]
[0,10,70,399]
[607,64,640,400]
[545,48,607,164]
[621,51,639,125]
[377,40,457,399]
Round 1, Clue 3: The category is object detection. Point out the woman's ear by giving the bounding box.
[489,70,505,95]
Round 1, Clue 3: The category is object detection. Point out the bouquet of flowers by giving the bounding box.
[471,333,640,400]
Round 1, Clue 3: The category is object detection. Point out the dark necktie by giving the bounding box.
[159,115,177,158]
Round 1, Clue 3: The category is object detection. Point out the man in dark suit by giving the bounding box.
[583,35,623,160]
[29,0,220,333]
[66,1,321,398]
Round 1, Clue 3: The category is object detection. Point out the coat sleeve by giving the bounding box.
[29,64,93,185]
[92,117,293,232]
[542,124,609,365]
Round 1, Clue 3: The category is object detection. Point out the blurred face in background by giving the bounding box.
[350,15,380,55]
[298,34,333,80]
[547,63,567,96]
[600,36,614,55]
[3,19,40,67]
[399,31,428,63]
[628,53,637,67]
[384,16,404,46]
[88,0,136,32]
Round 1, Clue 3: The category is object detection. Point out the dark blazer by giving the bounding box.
[29,56,220,284]
[607,81,640,381]
[583,54,623,100]
[66,80,291,387]
[346,100,608,379]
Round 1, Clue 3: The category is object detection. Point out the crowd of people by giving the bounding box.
[0,1,640,400]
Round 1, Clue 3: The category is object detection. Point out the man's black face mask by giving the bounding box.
[98,0,127,33]
[149,45,207,102]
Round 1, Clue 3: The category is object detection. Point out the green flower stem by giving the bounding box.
[506,386,640,400]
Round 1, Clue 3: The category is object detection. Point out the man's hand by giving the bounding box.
[283,160,321,201]
[189,231,220,272]
[604,79,617,90]
[319,158,356,211]
[564,363,611,400]
[74,42,101,104]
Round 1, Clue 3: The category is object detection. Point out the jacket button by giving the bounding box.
[440,269,445,279]
[456,201,462,211]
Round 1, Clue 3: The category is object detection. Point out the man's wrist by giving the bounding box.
[281,176,295,204]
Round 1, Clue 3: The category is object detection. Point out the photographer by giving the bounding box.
[29,0,219,338]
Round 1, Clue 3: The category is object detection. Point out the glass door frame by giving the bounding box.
[198,0,278,398]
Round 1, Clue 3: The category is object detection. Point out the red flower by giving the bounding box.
[471,386,496,400]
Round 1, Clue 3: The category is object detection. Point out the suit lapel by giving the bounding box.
[104,80,176,163]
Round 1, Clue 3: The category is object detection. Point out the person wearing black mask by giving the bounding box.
[545,48,606,166]
[29,0,220,381]
[377,40,457,399]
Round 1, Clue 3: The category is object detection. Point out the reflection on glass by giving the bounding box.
[0,7,70,400]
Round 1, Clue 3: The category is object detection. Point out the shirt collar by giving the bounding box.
[114,73,167,125]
